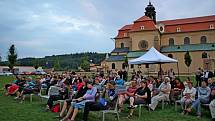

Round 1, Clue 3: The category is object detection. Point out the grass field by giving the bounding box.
[0,75,212,121]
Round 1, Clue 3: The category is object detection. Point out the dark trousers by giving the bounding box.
[83,102,106,121]
[195,75,201,87]
[47,95,62,108]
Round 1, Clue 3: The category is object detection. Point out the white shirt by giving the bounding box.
[183,87,196,101]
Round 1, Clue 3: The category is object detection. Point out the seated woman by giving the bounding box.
[45,80,70,111]
[18,77,36,102]
[209,87,215,120]
[56,79,88,119]
[180,81,196,115]
[93,78,103,92]
[60,81,97,121]
[185,81,211,117]
[170,78,184,102]
[82,80,117,121]
[4,75,22,96]
[9,76,27,99]
[127,80,151,118]
[118,81,137,112]
[115,75,124,86]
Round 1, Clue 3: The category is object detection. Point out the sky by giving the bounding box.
[0,0,215,60]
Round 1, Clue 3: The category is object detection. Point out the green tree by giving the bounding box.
[184,51,192,74]
[0,54,2,63]
[124,55,128,68]
[80,56,90,71]
[34,59,39,70]
[7,44,18,73]
[54,57,61,71]
[124,55,129,81]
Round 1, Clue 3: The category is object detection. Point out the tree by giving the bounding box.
[0,54,2,63]
[34,59,39,70]
[124,55,128,68]
[184,51,192,74]
[123,55,129,81]
[80,56,90,71]
[7,44,18,73]
[53,57,61,71]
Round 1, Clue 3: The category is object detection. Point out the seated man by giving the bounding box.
[56,80,88,119]
[180,81,196,115]
[186,80,211,117]
[82,80,117,121]
[127,80,151,118]
[149,77,171,111]
[118,80,137,112]
[60,81,97,121]
[45,80,70,111]
[209,87,215,120]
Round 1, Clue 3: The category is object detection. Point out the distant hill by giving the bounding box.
[0,52,106,71]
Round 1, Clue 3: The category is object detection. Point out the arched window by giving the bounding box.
[112,63,115,69]
[168,54,173,58]
[130,64,134,69]
[202,52,207,58]
[200,36,207,44]
[145,64,149,68]
[120,43,124,48]
[184,37,190,45]
[122,63,126,69]
[169,38,174,46]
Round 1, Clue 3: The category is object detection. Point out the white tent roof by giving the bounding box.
[128,47,178,64]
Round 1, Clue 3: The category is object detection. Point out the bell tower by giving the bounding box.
[145,1,156,23]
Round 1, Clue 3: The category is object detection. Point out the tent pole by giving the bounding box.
[159,63,162,81]
[177,62,179,77]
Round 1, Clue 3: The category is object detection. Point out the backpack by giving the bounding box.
[52,103,60,113]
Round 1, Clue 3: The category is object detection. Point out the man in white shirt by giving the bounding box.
[149,77,171,111]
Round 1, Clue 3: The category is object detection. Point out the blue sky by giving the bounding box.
[0,0,215,60]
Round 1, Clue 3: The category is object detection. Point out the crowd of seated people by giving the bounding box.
[3,70,215,121]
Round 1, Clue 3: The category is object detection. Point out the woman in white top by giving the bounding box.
[180,81,196,115]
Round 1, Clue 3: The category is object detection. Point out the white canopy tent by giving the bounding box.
[128,47,178,64]
[128,47,179,77]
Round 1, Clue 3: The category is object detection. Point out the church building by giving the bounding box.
[104,2,215,74]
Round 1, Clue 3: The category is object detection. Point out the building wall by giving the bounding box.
[106,60,158,74]
[129,30,160,51]
[161,51,215,74]
[161,30,215,46]
[115,38,132,49]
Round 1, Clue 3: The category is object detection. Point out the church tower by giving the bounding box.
[145,1,156,23]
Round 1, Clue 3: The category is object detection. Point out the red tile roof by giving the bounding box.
[134,16,152,22]
[130,16,157,32]
[160,15,215,33]
[159,15,215,25]
[119,24,133,30]
[115,15,215,38]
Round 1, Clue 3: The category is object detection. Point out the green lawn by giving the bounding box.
[0,76,212,121]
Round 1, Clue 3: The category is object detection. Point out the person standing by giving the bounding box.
[168,68,175,81]
[195,68,202,87]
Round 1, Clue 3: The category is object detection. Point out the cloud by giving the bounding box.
[0,0,214,60]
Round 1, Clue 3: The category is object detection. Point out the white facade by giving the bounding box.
[0,66,43,73]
